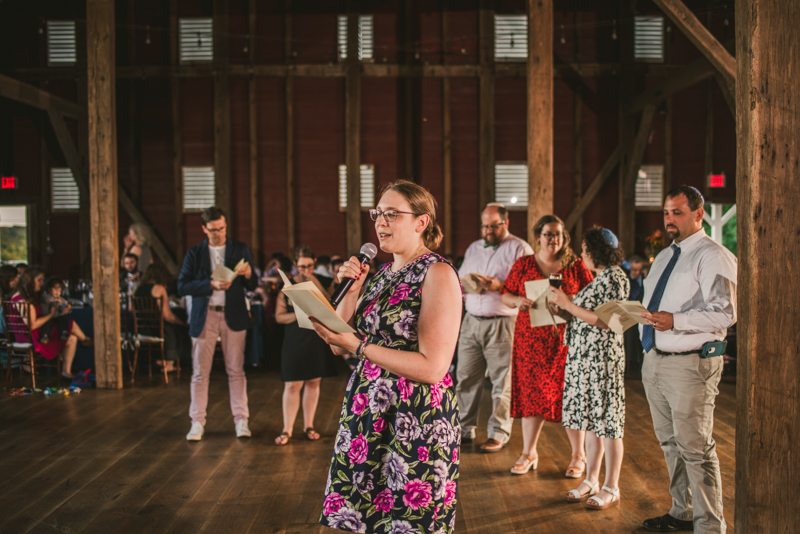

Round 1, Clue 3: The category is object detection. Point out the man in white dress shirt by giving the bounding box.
[456,203,533,452]
[640,186,737,534]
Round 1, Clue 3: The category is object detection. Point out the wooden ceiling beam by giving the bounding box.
[564,146,621,231]
[652,0,735,87]
[0,74,85,119]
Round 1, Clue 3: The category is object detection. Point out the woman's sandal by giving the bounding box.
[566,479,599,503]
[304,427,320,440]
[586,486,620,510]
[565,456,586,478]
[274,432,291,446]
[510,454,539,475]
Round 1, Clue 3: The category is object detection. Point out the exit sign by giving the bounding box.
[1,176,18,190]
[708,173,726,188]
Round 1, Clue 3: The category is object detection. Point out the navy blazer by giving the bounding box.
[178,238,259,338]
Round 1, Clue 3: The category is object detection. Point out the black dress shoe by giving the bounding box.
[643,514,694,532]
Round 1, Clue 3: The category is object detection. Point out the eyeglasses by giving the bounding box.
[297,264,314,270]
[481,221,507,231]
[205,226,226,234]
[369,209,418,222]
[541,232,563,240]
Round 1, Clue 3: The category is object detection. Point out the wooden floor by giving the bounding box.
[0,366,736,534]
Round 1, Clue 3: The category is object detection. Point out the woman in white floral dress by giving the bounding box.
[311,181,463,534]
[549,227,630,511]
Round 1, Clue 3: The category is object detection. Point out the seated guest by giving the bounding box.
[122,223,153,268]
[624,255,647,374]
[273,246,336,445]
[627,255,646,301]
[314,255,332,278]
[9,267,92,378]
[0,264,20,300]
[549,227,629,510]
[134,264,191,373]
[38,278,72,344]
[120,253,141,287]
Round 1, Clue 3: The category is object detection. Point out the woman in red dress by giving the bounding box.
[500,215,594,475]
[9,267,91,379]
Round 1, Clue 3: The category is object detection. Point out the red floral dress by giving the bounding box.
[501,257,593,421]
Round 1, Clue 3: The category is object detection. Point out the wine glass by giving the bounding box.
[549,273,563,289]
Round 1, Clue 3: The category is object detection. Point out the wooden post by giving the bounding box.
[86,0,122,389]
[442,3,453,255]
[527,0,553,244]
[213,0,231,220]
[703,79,713,198]
[76,19,91,278]
[617,0,636,254]
[735,1,800,532]
[402,1,416,183]
[479,1,495,215]
[127,0,140,205]
[344,3,362,254]
[285,0,295,254]
[572,9,583,242]
[248,0,259,264]
[664,97,673,194]
[170,0,185,262]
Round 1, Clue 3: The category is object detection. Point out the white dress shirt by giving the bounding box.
[209,244,226,306]
[458,233,533,318]
[641,229,737,352]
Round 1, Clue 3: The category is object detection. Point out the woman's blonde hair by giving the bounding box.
[129,223,151,246]
[532,214,576,268]
[379,180,443,250]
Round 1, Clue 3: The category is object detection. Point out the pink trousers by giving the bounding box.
[189,310,249,425]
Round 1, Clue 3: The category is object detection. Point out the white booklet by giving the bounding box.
[279,270,355,334]
[594,300,650,334]
[212,258,247,282]
[524,279,566,328]
[460,273,484,295]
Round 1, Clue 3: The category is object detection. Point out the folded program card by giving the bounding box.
[460,273,484,294]
[279,270,355,334]
[212,259,247,282]
[524,279,566,328]
[593,300,650,334]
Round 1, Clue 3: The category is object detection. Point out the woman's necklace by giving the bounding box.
[391,245,430,273]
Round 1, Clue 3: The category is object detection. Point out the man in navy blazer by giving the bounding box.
[179,207,259,441]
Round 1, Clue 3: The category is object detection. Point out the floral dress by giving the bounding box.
[561,266,630,439]
[320,253,461,534]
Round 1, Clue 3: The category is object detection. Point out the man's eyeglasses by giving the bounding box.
[481,221,507,231]
[205,226,226,234]
[541,232,563,240]
[369,209,418,222]
[297,264,314,271]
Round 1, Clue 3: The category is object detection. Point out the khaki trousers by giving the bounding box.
[189,310,249,426]
[455,314,515,443]
[642,349,725,534]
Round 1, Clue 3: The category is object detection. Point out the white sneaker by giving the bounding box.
[186,421,204,441]
[235,419,251,438]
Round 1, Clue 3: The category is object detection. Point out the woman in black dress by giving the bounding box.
[274,246,337,445]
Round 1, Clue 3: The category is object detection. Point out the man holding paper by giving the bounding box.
[178,207,258,441]
[455,203,533,452]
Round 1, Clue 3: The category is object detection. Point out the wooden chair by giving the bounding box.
[2,300,61,389]
[130,296,170,384]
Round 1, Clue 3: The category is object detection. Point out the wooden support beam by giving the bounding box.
[478,1,495,216]
[0,74,85,119]
[623,105,658,194]
[617,0,637,254]
[572,89,584,240]
[714,72,735,117]
[402,0,416,183]
[76,24,92,280]
[555,54,601,117]
[248,0,259,264]
[126,0,140,205]
[213,0,231,220]
[285,0,295,254]
[736,2,800,532]
[86,0,122,389]
[170,0,184,262]
[652,0,735,87]
[703,79,714,198]
[664,97,673,193]
[526,0,553,243]
[442,3,452,256]
[344,4,362,254]
[625,54,716,115]
[564,147,621,231]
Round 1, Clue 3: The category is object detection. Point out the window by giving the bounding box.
[494,15,527,62]
[338,164,375,210]
[182,166,216,211]
[634,16,665,63]
[635,165,664,208]
[51,168,80,211]
[0,206,29,264]
[179,18,214,64]
[494,163,528,208]
[337,15,374,61]
[47,20,77,66]
[703,204,737,256]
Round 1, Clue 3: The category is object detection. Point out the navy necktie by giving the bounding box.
[641,244,681,352]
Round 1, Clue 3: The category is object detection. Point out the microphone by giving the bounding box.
[330,243,378,308]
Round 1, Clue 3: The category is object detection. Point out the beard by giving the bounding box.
[484,234,498,246]
[665,225,680,240]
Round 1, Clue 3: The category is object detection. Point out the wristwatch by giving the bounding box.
[356,341,369,361]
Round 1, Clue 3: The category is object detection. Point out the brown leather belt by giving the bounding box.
[208,305,225,312]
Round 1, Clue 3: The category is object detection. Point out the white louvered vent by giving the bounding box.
[51,168,80,211]
[180,18,214,64]
[635,16,664,63]
[183,167,216,211]
[47,21,77,66]
[337,15,374,61]
[495,15,527,62]
[495,164,528,208]
[636,165,664,207]
[339,164,375,210]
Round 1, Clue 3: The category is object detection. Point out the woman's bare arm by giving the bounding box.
[274,294,297,325]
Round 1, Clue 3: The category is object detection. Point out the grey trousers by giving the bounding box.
[455,314,515,443]
[642,349,726,534]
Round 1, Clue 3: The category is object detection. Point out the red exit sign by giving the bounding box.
[708,173,726,188]
[1,176,18,190]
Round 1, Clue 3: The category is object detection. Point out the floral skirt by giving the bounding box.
[320,360,460,533]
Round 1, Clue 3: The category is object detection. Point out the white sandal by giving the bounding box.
[586,486,620,510]
[566,479,599,503]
